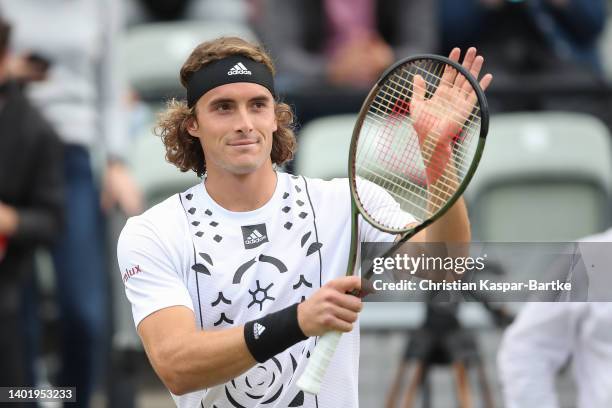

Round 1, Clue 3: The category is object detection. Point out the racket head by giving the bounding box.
[348,54,489,236]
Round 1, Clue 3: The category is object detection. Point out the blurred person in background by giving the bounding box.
[498,229,612,408]
[0,12,64,399]
[0,0,143,406]
[124,0,251,26]
[256,0,437,126]
[440,0,606,74]
[439,0,608,112]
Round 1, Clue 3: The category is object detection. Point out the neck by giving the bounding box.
[204,162,277,212]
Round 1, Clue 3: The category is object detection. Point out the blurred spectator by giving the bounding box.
[453,0,606,70]
[498,229,612,408]
[259,0,436,90]
[0,0,143,405]
[440,0,607,74]
[439,0,609,112]
[125,0,250,25]
[257,0,437,127]
[0,12,64,396]
[440,0,606,95]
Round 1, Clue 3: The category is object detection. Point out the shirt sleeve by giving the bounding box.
[117,216,194,328]
[356,178,416,243]
[497,303,579,408]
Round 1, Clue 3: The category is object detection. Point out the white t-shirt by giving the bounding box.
[498,229,612,408]
[117,172,415,408]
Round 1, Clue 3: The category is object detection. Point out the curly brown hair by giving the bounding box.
[156,37,296,177]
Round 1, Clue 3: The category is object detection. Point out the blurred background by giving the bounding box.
[1,0,612,407]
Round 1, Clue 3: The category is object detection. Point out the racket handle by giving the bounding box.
[297,330,342,394]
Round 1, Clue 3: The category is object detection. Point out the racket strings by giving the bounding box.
[357,163,447,216]
[378,67,482,134]
[364,95,478,188]
[379,62,481,170]
[408,63,484,114]
[361,109,476,202]
[374,65,480,155]
[353,59,482,230]
[376,81,482,129]
[363,109,478,166]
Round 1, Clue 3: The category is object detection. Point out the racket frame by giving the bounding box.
[349,54,489,241]
[298,54,489,395]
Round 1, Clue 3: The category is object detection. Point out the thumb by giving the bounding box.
[412,74,426,102]
[326,275,363,293]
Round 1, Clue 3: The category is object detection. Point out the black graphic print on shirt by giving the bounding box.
[179,175,324,407]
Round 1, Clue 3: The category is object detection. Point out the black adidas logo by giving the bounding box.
[228,62,252,76]
[241,224,269,249]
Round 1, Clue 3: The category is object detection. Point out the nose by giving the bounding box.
[234,105,254,135]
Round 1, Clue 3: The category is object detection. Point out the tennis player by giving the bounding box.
[117,37,489,407]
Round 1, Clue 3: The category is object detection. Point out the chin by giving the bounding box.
[227,160,264,175]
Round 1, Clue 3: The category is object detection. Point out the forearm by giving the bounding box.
[147,325,255,395]
[12,206,63,245]
[143,303,306,395]
[420,141,471,243]
[425,196,471,243]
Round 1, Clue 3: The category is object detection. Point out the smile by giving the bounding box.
[228,139,259,146]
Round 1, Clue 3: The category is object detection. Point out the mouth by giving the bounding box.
[228,139,259,147]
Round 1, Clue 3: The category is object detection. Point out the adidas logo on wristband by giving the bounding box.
[253,323,266,339]
[228,62,252,76]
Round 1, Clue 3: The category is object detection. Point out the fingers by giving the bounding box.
[325,316,355,333]
[334,290,364,313]
[452,47,493,106]
[467,72,494,107]
[332,304,360,326]
[479,73,493,92]
[326,275,362,293]
[447,46,461,63]
[298,276,364,336]
[455,47,476,90]
[441,47,461,86]
[320,300,360,333]
[412,74,426,102]
[461,55,484,95]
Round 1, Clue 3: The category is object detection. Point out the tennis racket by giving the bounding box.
[296,49,490,395]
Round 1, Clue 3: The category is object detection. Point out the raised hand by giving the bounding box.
[410,47,492,185]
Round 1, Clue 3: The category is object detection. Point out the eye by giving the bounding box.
[216,102,232,112]
[252,100,267,110]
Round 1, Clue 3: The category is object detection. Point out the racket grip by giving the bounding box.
[297,330,342,394]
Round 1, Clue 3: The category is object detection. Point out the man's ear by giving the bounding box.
[186,116,199,137]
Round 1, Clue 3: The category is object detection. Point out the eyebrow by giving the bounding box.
[208,94,272,106]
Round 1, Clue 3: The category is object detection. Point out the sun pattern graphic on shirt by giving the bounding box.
[248,280,275,311]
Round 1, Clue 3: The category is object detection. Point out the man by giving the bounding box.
[498,229,612,408]
[117,37,490,407]
[0,13,63,392]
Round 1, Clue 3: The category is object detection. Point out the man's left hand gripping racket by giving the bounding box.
[296,48,491,395]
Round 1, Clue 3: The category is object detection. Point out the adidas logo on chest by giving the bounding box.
[241,223,269,249]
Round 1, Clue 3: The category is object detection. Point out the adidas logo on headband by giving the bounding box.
[228,62,252,76]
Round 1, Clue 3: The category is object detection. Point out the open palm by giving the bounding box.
[409,47,493,184]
